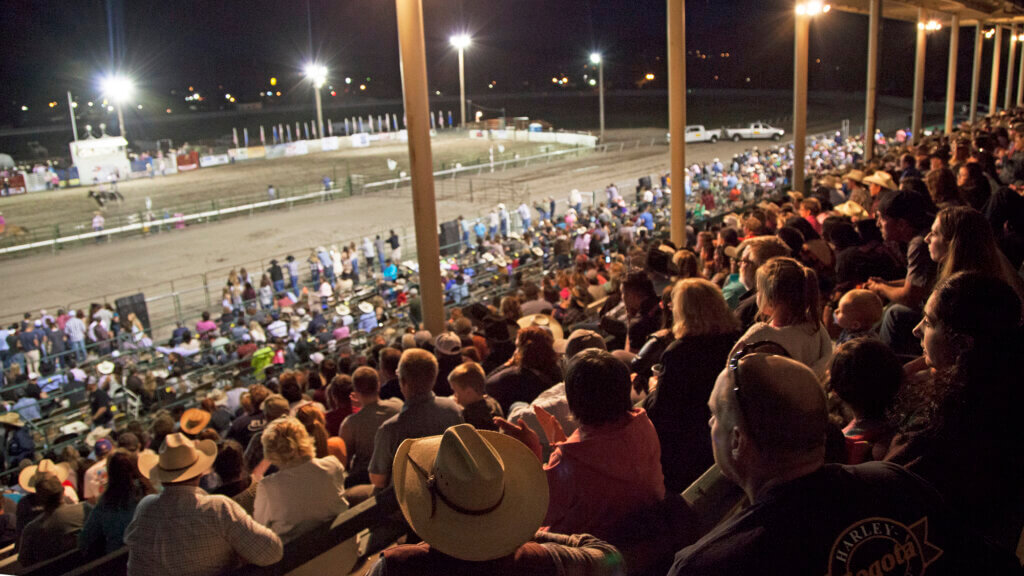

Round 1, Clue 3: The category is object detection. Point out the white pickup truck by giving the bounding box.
[666,125,723,144]
[725,122,785,141]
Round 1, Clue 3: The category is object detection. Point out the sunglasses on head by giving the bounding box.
[727,341,792,442]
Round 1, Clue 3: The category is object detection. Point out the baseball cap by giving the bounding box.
[94,438,114,457]
[554,329,607,358]
[435,332,462,356]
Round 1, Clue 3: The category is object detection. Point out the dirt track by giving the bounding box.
[0,127,767,327]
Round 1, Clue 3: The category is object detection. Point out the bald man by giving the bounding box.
[668,354,1020,575]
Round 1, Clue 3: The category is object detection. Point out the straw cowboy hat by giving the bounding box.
[138,433,217,484]
[358,301,375,315]
[531,246,544,257]
[180,408,211,435]
[335,303,351,316]
[0,412,25,428]
[392,424,548,562]
[844,169,866,183]
[517,313,563,340]
[97,361,115,375]
[834,200,870,220]
[19,459,71,493]
[862,171,897,191]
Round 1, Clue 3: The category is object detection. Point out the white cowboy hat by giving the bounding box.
[358,301,374,315]
[335,304,351,316]
[97,361,115,375]
[19,459,71,493]
[531,247,544,257]
[517,313,564,340]
[393,424,548,562]
[86,426,113,448]
[481,252,495,263]
[138,433,217,485]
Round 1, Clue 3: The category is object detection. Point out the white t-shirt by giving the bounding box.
[730,321,834,380]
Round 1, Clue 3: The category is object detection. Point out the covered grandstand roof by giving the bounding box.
[830,0,1024,25]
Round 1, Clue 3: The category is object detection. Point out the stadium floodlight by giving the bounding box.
[101,74,135,104]
[305,63,328,88]
[100,74,135,140]
[305,63,328,138]
[795,1,830,16]
[450,34,472,128]
[590,53,604,140]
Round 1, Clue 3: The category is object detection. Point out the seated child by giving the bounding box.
[448,361,503,431]
[828,338,902,464]
[832,289,883,344]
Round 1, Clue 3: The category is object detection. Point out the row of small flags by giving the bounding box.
[231,110,457,148]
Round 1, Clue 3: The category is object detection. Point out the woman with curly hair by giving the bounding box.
[253,417,346,542]
[484,325,563,413]
[886,272,1024,552]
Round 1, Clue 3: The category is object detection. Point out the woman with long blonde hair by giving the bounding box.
[643,278,742,492]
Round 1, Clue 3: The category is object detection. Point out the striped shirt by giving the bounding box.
[64,318,87,342]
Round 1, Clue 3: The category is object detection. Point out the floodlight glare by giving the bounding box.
[101,75,135,104]
[450,34,471,49]
[305,64,328,88]
[590,53,602,65]
[796,1,830,16]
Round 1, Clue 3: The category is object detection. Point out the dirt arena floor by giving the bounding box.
[0,135,566,235]
[0,124,839,331]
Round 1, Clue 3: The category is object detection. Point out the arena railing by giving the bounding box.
[0,138,640,257]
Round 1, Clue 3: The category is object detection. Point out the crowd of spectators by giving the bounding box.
[0,111,1023,575]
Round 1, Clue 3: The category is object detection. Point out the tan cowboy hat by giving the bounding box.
[531,246,543,257]
[86,426,113,448]
[97,361,115,375]
[862,171,897,191]
[393,424,548,562]
[844,169,865,183]
[0,412,25,428]
[335,303,351,316]
[19,459,71,493]
[517,313,563,340]
[357,301,375,315]
[180,408,211,435]
[834,200,870,220]
[138,433,217,484]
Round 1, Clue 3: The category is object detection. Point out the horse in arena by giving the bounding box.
[88,189,124,208]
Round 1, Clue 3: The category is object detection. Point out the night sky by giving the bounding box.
[0,0,1011,127]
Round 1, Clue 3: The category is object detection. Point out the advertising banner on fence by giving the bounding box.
[321,136,340,151]
[284,141,309,157]
[199,154,231,168]
[228,148,249,161]
[1,173,27,195]
[350,133,370,148]
[177,151,200,171]
[265,144,287,160]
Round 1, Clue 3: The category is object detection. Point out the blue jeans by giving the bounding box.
[879,304,923,358]
[273,279,285,293]
[70,340,87,363]
[522,218,531,231]
[290,276,299,293]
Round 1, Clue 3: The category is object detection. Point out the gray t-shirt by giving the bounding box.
[906,234,937,294]
[340,398,403,480]
[368,393,463,483]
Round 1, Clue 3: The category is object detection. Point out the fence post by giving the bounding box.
[202,273,211,308]
[469,180,474,202]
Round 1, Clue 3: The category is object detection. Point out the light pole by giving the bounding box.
[101,74,134,141]
[590,52,605,141]
[305,64,328,138]
[450,34,471,129]
[793,1,830,194]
